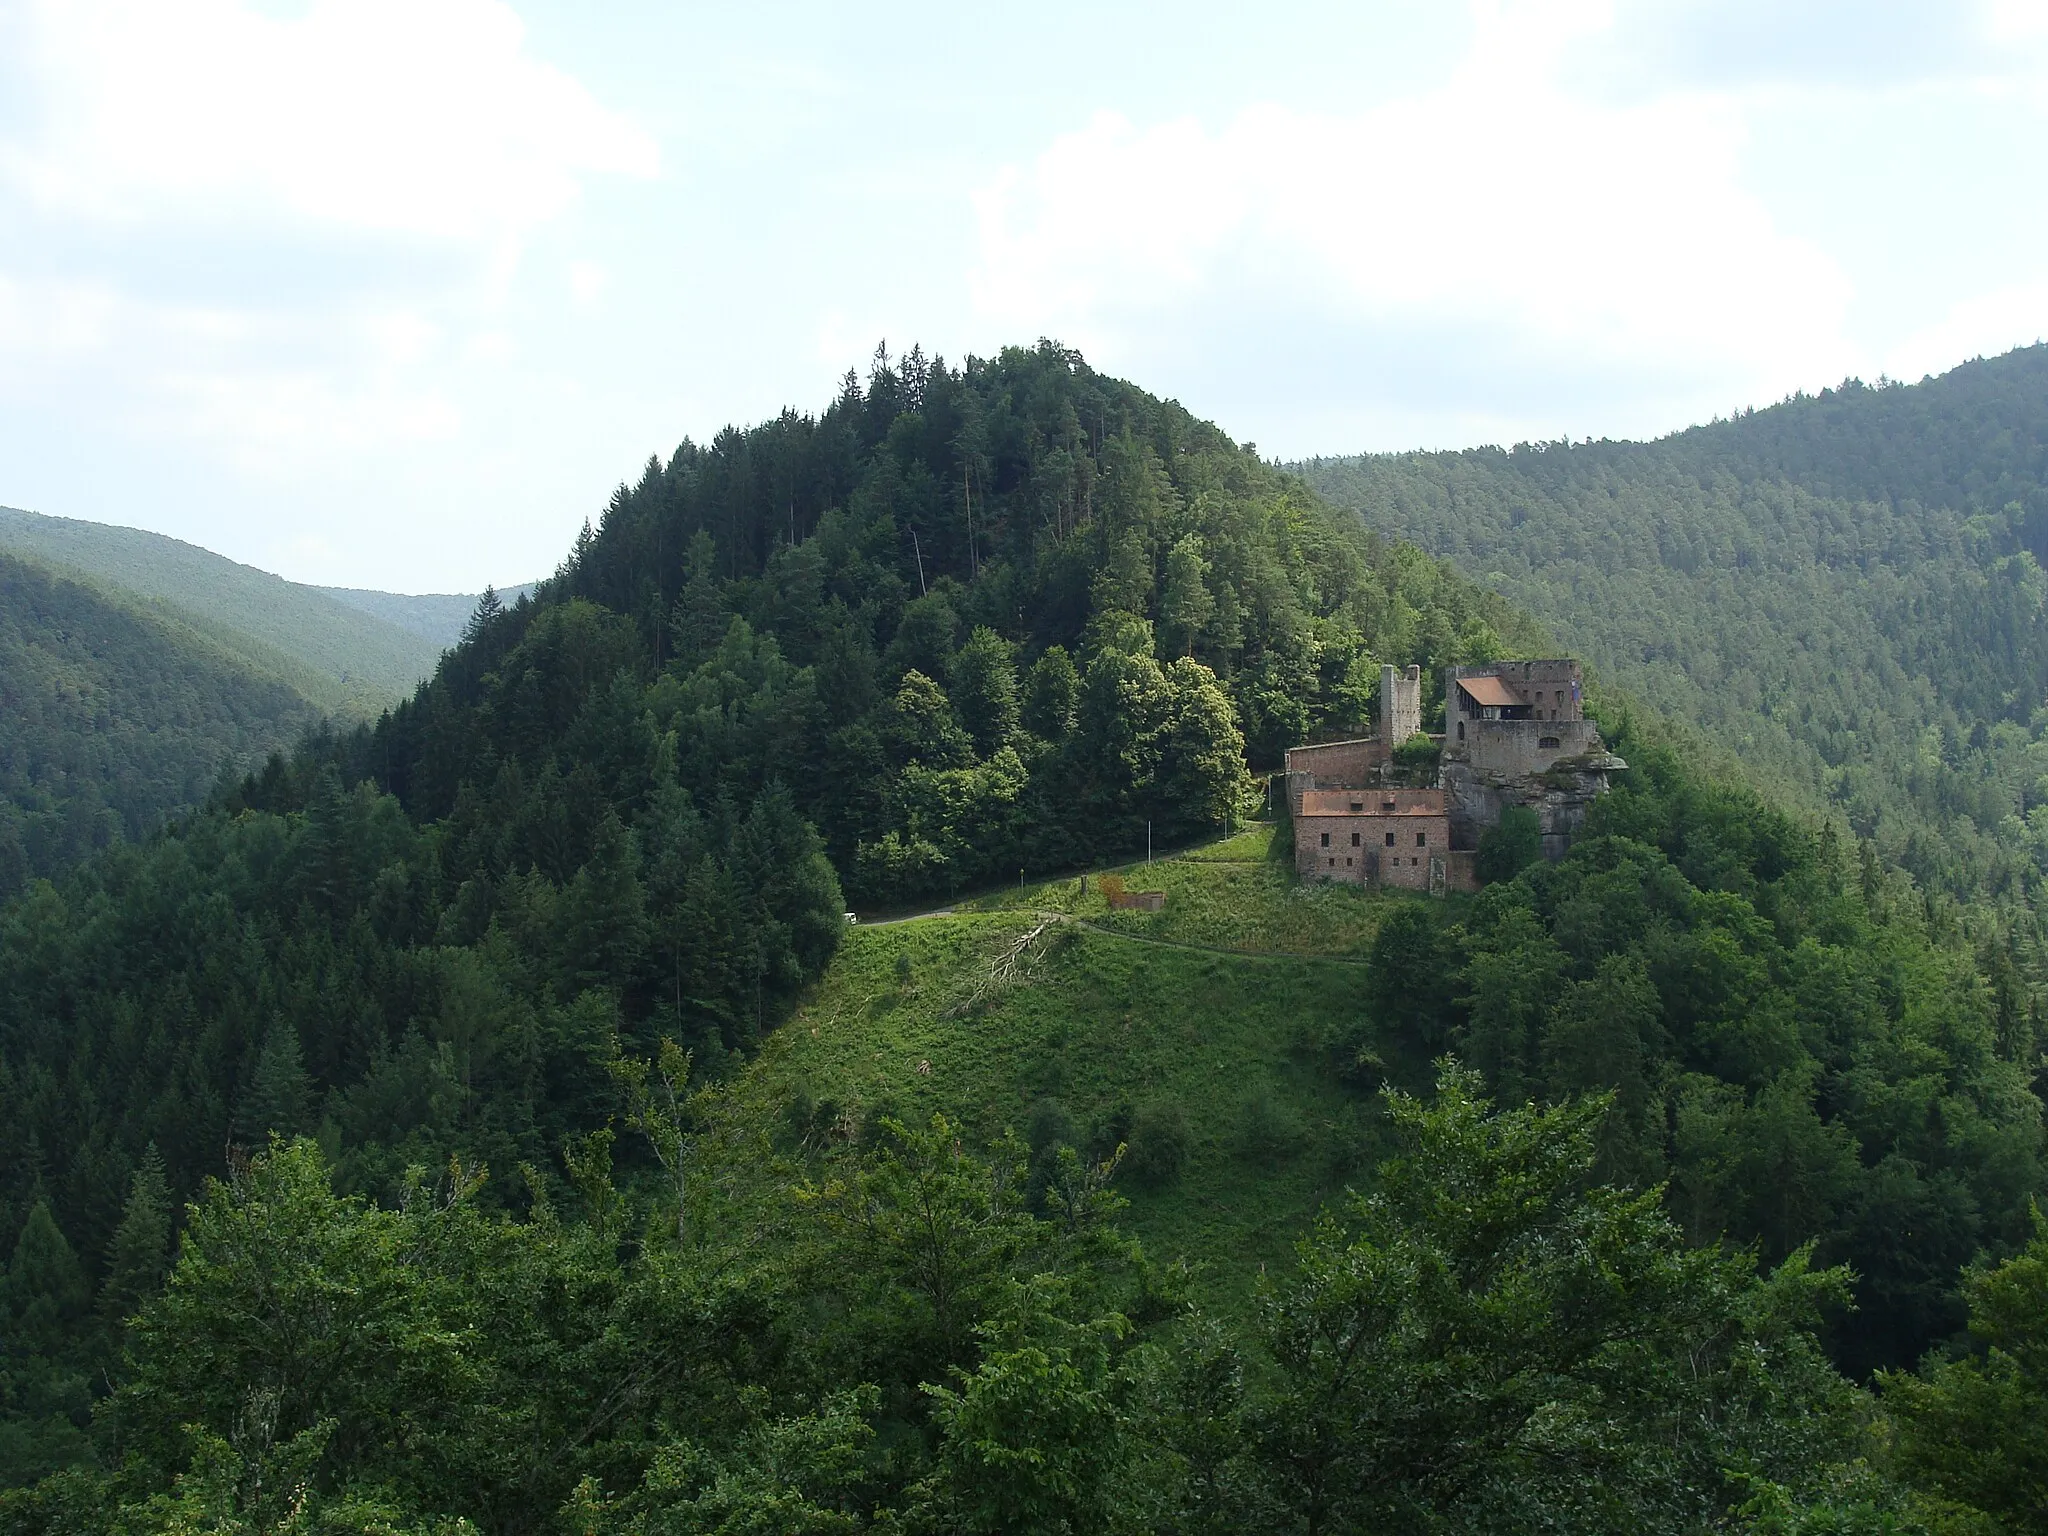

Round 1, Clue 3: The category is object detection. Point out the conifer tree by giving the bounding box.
[948,627,1020,757]
[233,1020,313,1145]
[2,1204,88,1362]
[98,1144,172,1333]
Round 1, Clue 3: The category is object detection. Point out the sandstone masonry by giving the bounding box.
[1286,658,1625,890]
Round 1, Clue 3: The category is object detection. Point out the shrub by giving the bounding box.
[1239,1088,1309,1157]
[1124,1101,1192,1188]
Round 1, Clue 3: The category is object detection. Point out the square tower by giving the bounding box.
[1379,663,1422,747]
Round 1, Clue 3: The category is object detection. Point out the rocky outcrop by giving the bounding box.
[1441,751,1626,860]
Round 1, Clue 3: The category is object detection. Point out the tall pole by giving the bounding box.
[1147,820,1152,866]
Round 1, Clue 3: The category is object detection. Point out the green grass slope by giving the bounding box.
[722,823,1414,1300]
[1298,347,2048,919]
[0,550,321,896]
[0,507,441,714]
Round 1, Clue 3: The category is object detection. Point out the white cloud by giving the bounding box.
[972,1,1855,446]
[6,0,658,242]
[1885,284,2048,381]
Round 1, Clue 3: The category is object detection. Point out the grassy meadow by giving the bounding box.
[720,822,1442,1300]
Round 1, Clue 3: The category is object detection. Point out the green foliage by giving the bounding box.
[1883,1212,2048,1530]
[1123,1102,1192,1189]
[332,342,1531,904]
[1252,1065,1869,1534]
[1300,346,2048,926]
[1475,802,1542,883]
[0,552,322,899]
[0,506,442,712]
[1444,727,2046,1376]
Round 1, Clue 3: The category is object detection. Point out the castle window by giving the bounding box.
[1351,832,1360,847]
[1349,801,1363,812]
[1382,799,1396,811]
[1415,832,1426,847]
[1539,736,1561,749]
[1457,722,1465,741]
[1535,690,1544,701]
[1320,832,1330,848]
[1384,831,1396,847]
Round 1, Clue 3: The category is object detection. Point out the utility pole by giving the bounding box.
[911,529,927,596]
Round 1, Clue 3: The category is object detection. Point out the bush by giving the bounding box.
[1239,1088,1309,1158]
[1026,1097,1076,1156]
[1392,734,1441,772]
[1124,1101,1192,1188]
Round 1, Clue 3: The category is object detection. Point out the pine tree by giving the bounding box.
[98,1145,172,1332]
[669,531,729,669]
[462,585,505,646]
[1158,534,1215,658]
[233,1020,313,1145]
[3,1202,89,1361]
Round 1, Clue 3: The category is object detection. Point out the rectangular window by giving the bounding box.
[1351,832,1361,847]
[1349,802,1363,812]
[1415,832,1426,847]
[1320,832,1330,847]
[1384,831,1396,847]
[1539,736,1560,749]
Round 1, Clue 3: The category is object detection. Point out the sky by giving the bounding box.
[1,0,2046,592]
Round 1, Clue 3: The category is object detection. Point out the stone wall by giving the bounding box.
[1440,759,1618,859]
[1447,659,1585,720]
[1379,663,1422,745]
[1296,803,1449,890]
[1283,737,1388,791]
[1454,716,1602,778]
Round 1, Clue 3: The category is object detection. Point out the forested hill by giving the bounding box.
[0,343,1538,1485]
[0,508,444,714]
[0,552,323,897]
[5,345,2048,1530]
[1298,345,2048,923]
[299,340,1537,905]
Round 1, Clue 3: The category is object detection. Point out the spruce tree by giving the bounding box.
[2,1203,89,1362]
[99,1145,172,1333]
[233,1020,312,1145]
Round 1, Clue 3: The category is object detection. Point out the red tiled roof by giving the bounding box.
[1456,675,1523,707]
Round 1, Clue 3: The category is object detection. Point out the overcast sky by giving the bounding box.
[2,0,2045,592]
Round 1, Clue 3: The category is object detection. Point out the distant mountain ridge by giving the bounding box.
[0,550,321,894]
[314,582,536,648]
[0,507,518,894]
[0,507,444,714]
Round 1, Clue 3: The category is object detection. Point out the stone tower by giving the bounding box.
[1379,663,1421,747]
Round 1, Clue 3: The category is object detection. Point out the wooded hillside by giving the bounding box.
[1300,347,2048,930]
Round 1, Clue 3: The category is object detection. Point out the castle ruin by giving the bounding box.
[1284,659,1625,891]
